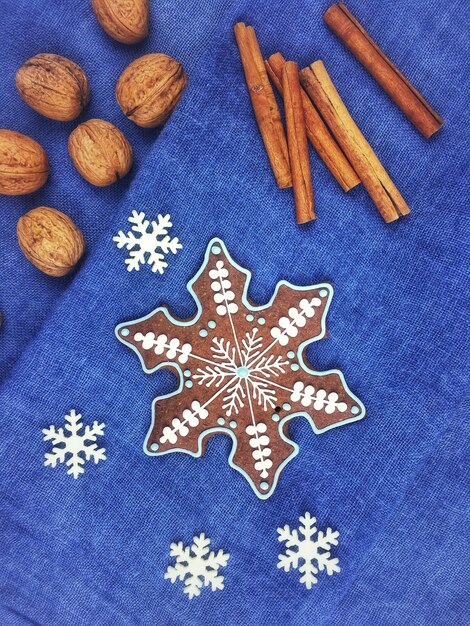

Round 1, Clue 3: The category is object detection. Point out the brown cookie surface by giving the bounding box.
[116,238,365,498]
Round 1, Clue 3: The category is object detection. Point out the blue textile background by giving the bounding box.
[0,0,468,624]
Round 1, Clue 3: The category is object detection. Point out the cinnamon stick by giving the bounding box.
[282,61,315,223]
[324,3,444,138]
[234,22,292,188]
[300,61,410,222]
[265,52,360,192]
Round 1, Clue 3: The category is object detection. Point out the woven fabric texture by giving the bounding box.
[0,0,468,624]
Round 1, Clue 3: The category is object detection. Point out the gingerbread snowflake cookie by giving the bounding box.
[116,239,365,498]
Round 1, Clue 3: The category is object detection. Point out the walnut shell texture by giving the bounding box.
[116,53,187,128]
[16,53,90,122]
[0,129,49,195]
[92,0,149,44]
[68,118,133,186]
[17,207,85,277]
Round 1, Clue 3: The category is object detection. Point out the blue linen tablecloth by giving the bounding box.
[0,0,468,623]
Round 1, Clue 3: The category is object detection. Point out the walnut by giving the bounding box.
[0,129,49,195]
[68,119,133,186]
[92,0,149,44]
[17,207,85,277]
[116,53,187,128]
[16,53,90,122]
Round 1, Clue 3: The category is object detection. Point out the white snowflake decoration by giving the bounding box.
[165,533,230,599]
[42,409,106,479]
[193,327,290,417]
[113,210,182,273]
[278,512,340,588]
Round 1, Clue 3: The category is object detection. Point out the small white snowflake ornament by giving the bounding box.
[277,512,340,588]
[113,210,182,273]
[165,533,230,599]
[42,409,106,479]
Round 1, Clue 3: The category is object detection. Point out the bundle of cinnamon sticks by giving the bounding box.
[234,5,443,224]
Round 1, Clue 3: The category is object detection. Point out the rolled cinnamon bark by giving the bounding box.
[234,22,292,188]
[301,61,410,222]
[282,61,315,223]
[266,52,360,192]
[324,3,444,138]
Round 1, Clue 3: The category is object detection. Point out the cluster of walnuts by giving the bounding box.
[0,0,187,277]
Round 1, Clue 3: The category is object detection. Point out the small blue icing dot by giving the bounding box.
[184,369,191,377]
[217,417,225,425]
[246,314,254,322]
[260,481,269,490]
[351,406,360,415]
[208,320,216,329]
[291,363,300,371]
[258,317,265,325]
[121,328,130,337]
[185,380,193,388]
[199,329,208,337]
[282,403,291,411]
[320,289,329,297]
[272,414,280,422]
[229,420,237,429]
[150,443,159,451]
[287,351,295,359]
[212,246,221,254]
[237,366,249,378]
